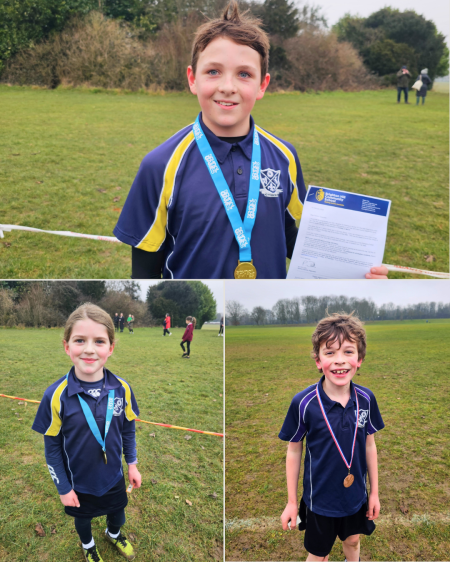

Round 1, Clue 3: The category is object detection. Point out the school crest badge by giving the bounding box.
[114,397,124,416]
[356,409,369,428]
[260,168,282,197]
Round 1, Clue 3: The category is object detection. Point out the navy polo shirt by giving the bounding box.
[32,367,139,496]
[114,113,306,279]
[279,376,384,517]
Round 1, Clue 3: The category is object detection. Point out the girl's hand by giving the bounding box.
[366,493,380,520]
[365,266,389,279]
[280,502,298,531]
[128,464,142,489]
[60,490,80,507]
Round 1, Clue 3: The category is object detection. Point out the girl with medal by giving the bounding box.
[279,313,384,561]
[32,304,141,562]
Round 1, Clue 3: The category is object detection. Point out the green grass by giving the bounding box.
[0,86,448,278]
[225,321,450,561]
[0,327,223,561]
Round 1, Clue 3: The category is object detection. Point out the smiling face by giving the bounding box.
[315,337,363,390]
[64,318,114,381]
[187,37,270,137]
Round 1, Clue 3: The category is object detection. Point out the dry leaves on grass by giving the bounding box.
[128,533,137,542]
[186,499,192,506]
[149,433,156,437]
[424,255,436,263]
[97,188,107,193]
[51,527,57,534]
[113,196,121,202]
[184,435,192,440]
[35,523,45,537]
[209,492,218,499]
[151,479,158,485]
[400,505,408,514]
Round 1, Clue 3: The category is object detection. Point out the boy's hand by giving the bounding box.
[128,464,142,489]
[280,502,298,530]
[366,493,380,520]
[365,266,389,279]
[60,489,80,507]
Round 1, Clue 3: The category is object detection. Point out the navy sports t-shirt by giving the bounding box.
[114,113,306,279]
[279,376,384,517]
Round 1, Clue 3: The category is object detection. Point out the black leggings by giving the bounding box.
[74,508,125,544]
[180,341,191,355]
[163,328,171,336]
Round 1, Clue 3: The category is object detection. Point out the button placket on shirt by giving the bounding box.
[229,145,249,199]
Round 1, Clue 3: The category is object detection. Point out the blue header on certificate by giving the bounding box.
[307,186,390,217]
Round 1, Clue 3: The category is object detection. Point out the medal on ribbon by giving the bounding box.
[193,115,261,279]
[73,375,115,465]
[315,384,359,488]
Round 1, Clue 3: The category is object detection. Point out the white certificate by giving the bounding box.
[287,186,391,279]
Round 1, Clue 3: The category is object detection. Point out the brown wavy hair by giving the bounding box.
[312,312,366,371]
[63,303,115,345]
[191,0,270,82]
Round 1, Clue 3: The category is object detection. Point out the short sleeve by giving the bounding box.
[279,395,307,442]
[366,393,384,435]
[32,378,67,436]
[31,391,53,435]
[286,148,306,220]
[113,152,168,252]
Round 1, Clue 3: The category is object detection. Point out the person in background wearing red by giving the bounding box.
[163,313,172,336]
[181,316,196,359]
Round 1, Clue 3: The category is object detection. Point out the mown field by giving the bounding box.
[225,320,450,561]
[0,327,223,562]
[0,86,448,279]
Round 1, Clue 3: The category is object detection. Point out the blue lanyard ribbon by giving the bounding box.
[68,374,115,455]
[193,115,261,262]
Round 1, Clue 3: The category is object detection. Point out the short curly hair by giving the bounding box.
[312,312,366,369]
[191,0,270,82]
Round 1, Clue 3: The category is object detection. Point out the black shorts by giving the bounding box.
[298,497,375,557]
[65,475,128,519]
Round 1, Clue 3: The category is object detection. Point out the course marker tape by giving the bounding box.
[0,394,223,437]
[1,224,448,278]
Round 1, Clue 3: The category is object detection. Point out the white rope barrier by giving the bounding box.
[1,224,448,278]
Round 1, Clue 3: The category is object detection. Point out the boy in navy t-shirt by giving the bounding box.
[279,313,384,561]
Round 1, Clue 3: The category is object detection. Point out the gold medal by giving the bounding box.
[234,260,257,279]
[343,473,354,488]
[103,451,107,464]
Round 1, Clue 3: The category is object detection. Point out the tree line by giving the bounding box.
[1,0,446,90]
[0,280,217,328]
[226,295,450,325]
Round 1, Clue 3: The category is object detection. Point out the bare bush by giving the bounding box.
[15,284,63,327]
[274,31,377,91]
[0,289,17,326]
[99,291,150,326]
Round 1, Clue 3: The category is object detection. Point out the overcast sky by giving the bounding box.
[225,280,450,310]
[322,0,449,46]
[139,280,224,314]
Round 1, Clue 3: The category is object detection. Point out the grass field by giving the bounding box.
[0,86,448,279]
[225,320,450,561]
[0,327,223,562]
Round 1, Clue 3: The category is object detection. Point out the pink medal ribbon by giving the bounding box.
[315,384,359,487]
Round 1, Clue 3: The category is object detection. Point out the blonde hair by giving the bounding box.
[186,316,197,329]
[191,0,270,82]
[311,312,366,371]
[64,303,115,345]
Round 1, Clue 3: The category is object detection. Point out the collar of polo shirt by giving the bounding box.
[199,112,254,163]
[317,375,357,414]
[66,366,122,398]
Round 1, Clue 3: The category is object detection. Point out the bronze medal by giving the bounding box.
[103,451,107,464]
[343,473,354,488]
[234,260,257,279]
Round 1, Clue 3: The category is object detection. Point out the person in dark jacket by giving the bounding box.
[415,69,432,105]
[396,66,411,104]
[180,316,196,358]
[218,317,224,336]
[113,313,119,332]
[118,312,124,333]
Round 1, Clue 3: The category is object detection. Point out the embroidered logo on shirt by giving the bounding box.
[114,397,124,416]
[260,168,282,197]
[87,388,101,398]
[47,464,60,484]
[356,409,369,428]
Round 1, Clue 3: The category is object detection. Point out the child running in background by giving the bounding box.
[218,317,224,337]
[163,313,172,336]
[32,303,141,562]
[181,316,196,359]
[127,314,134,335]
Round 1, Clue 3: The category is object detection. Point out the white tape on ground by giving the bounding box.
[1,224,448,278]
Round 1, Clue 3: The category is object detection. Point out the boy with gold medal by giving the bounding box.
[279,313,384,561]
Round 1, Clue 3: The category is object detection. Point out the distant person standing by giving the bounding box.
[163,313,172,336]
[119,313,124,333]
[415,69,432,105]
[181,316,196,359]
[113,312,119,332]
[396,66,411,104]
[218,317,224,336]
[127,314,134,334]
